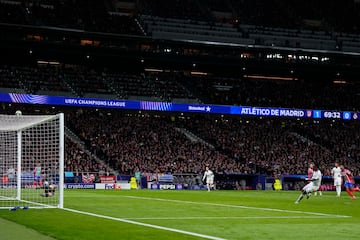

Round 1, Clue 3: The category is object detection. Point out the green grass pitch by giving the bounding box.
[0,190,360,240]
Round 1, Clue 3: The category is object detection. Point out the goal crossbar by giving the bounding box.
[0,115,58,131]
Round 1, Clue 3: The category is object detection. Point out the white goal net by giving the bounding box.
[0,113,64,209]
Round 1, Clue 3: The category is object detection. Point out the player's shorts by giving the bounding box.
[344,182,354,188]
[333,178,342,186]
[206,177,214,185]
[303,182,320,193]
[34,175,41,181]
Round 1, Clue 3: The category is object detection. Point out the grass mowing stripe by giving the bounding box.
[63,207,227,240]
[125,216,343,220]
[0,217,56,240]
[122,195,352,218]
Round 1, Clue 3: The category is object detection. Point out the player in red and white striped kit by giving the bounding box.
[340,165,359,200]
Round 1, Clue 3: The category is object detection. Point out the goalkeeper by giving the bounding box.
[41,180,55,197]
[295,164,322,204]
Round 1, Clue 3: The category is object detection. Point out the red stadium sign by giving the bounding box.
[100,176,116,184]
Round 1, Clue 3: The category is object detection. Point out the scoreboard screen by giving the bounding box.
[0,92,358,121]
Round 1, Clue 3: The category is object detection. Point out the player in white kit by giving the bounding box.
[202,166,215,192]
[295,165,322,204]
[331,162,342,197]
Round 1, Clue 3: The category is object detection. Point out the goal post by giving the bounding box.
[0,113,64,209]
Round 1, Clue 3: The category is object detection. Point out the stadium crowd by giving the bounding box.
[1,64,359,179]
[0,0,141,35]
[63,109,360,177]
[2,0,360,49]
[1,65,359,111]
[64,139,106,174]
[0,65,195,102]
[67,110,236,175]
[178,74,360,111]
[181,116,360,176]
[2,0,356,34]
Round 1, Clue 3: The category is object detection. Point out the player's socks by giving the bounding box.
[346,189,354,197]
[314,191,317,196]
[336,186,341,197]
[319,191,322,196]
[295,193,304,203]
[353,186,360,192]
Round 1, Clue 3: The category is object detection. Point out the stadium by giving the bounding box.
[0,0,360,239]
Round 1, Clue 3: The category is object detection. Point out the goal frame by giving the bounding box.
[0,113,64,209]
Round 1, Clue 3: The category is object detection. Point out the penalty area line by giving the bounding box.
[63,208,226,240]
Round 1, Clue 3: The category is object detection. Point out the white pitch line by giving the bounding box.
[122,195,351,219]
[63,208,226,240]
[125,216,339,220]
